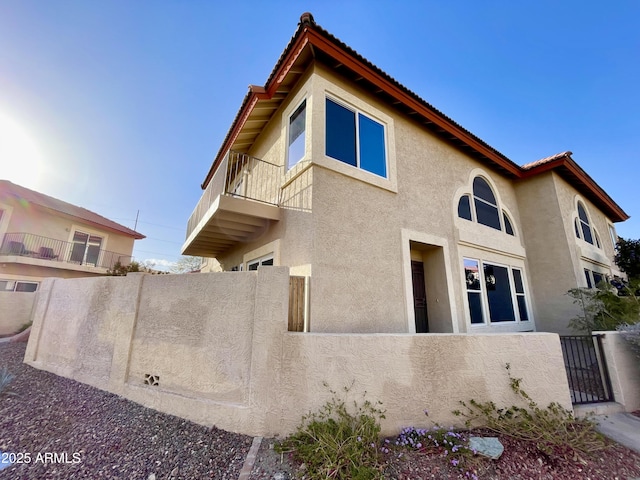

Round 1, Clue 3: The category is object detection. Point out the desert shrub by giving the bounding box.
[277,384,385,480]
[453,364,607,459]
[568,283,640,333]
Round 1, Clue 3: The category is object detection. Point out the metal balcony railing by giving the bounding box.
[0,232,132,270]
[185,150,281,240]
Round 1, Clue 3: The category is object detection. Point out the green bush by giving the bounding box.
[568,283,640,333]
[277,384,385,480]
[453,364,607,459]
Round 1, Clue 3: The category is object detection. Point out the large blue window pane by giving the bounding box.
[473,177,497,204]
[358,114,386,177]
[581,222,594,244]
[517,296,528,321]
[484,264,515,322]
[467,292,484,324]
[326,99,356,166]
[578,203,589,223]
[512,268,524,293]
[474,199,501,230]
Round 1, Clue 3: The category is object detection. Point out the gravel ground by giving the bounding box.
[3,341,640,480]
[0,342,252,479]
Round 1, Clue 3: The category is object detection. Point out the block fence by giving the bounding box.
[25,267,574,437]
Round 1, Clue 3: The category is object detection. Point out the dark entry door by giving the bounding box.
[411,261,429,333]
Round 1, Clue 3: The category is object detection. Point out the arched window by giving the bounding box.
[472,177,501,230]
[457,176,517,236]
[457,195,472,220]
[577,202,594,245]
[502,211,514,236]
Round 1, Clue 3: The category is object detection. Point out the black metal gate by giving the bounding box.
[559,335,614,405]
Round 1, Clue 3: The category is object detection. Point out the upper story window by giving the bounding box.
[70,231,103,266]
[0,280,38,292]
[609,224,618,251]
[457,176,514,235]
[575,201,600,248]
[325,97,387,178]
[287,99,306,170]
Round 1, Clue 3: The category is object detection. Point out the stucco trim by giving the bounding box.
[401,229,458,334]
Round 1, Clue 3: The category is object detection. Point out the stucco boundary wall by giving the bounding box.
[595,331,640,412]
[0,291,35,336]
[25,267,572,437]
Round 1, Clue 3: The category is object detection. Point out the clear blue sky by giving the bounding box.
[1,1,638,269]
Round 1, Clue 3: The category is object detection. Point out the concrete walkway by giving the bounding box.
[595,412,640,454]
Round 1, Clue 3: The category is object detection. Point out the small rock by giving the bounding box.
[468,436,504,460]
[148,474,156,480]
[273,472,290,480]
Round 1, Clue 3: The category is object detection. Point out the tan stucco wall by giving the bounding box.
[279,332,571,436]
[516,172,621,334]
[198,65,624,338]
[25,267,573,437]
[596,331,640,412]
[0,291,35,335]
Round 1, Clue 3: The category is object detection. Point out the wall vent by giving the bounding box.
[144,374,159,386]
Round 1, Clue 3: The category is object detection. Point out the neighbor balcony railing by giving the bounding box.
[0,232,132,270]
[185,150,281,240]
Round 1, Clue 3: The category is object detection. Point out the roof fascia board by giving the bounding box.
[523,158,629,222]
[305,29,522,177]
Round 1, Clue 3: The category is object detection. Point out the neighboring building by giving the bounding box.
[182,13,628,335]
[0,180,145,291]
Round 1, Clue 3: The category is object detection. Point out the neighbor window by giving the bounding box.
[70,231,103,266]
[0,280,38,292]
[325,98,387,178]
[288,100,306,169]
[247,255,274,271]
[463,258,529,325]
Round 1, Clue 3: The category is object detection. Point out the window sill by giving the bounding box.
[313,155,398,193]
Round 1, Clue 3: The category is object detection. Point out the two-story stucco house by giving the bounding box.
[0,179,145,291]
[182,13,628,335]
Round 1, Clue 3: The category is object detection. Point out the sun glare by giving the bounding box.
[0,113,44,188]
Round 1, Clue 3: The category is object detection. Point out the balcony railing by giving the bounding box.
[0,232,132,270]
[186,150,281,241]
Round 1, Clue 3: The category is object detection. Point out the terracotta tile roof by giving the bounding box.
[0,180,145,239]
[521,151,573,170]
[200,13,629,223]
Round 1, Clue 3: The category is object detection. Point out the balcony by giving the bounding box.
[182,151,281,257]
[0,232,132,272]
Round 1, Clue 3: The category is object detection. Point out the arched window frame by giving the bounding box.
[457,175,516,236]
[575,200,600,248]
